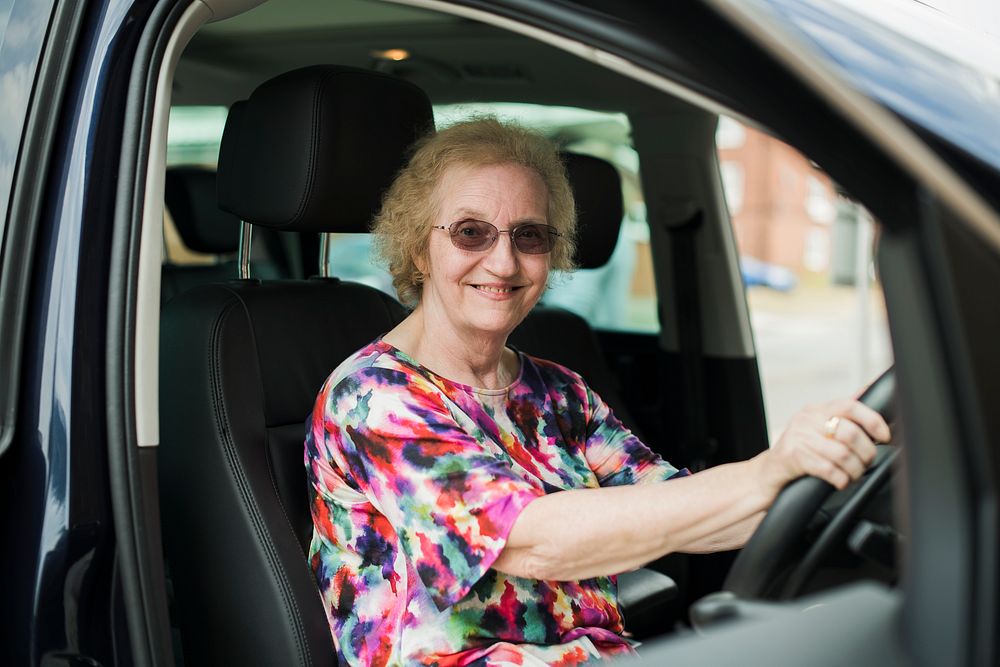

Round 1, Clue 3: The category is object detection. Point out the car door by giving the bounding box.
[0,1,177,664]
[0,0,53,658]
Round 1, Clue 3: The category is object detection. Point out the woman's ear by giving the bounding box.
[412,249,429,278]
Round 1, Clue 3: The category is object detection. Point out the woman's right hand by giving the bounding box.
[755,398,891,500]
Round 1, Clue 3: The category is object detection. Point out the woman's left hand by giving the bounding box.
[756,399,892,499]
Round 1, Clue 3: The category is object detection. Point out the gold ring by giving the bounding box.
[824,416,841,439]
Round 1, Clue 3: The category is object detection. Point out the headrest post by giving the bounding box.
[238,221,253,279]
[319,232,331,278]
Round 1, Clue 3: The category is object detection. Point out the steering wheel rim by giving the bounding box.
[723,367,896,599]
[778,442,898,599]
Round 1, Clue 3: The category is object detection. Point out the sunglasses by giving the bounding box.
[433,219,561,254]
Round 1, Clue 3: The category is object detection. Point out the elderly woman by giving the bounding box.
[305,119,889,667]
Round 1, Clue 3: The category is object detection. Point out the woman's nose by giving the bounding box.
[481,231,519,275]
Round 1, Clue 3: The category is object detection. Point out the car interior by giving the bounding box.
[148,0,901,664]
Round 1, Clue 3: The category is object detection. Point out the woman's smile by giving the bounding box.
[470,283,524,297]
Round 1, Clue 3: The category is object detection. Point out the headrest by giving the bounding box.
[217,65,434,233]
[563,152,624,269]
[164,166,241,254]
[216,99,247,223]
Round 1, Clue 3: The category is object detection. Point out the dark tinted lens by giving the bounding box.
[450,220,496,251]
[513,224,554,254]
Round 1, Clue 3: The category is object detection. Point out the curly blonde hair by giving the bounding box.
[372,117,577,306]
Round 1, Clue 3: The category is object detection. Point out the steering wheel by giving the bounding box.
[722,367,897,600]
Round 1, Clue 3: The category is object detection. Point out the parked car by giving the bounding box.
[1,0,998,666]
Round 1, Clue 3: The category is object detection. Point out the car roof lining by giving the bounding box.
[178,25,684,113]
[177,0,720,116]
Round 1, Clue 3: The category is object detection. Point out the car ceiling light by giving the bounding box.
[371,49,410,62]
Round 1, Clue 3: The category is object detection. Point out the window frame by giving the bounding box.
[0,0,76,458]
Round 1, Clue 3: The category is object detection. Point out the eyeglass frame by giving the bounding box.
[431,219,562,254]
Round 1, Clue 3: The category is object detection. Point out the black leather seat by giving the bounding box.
[159,65,432,666]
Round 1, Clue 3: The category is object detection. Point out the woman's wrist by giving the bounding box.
[748,451,785,508]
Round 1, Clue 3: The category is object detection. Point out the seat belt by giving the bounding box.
[661,203,717,471]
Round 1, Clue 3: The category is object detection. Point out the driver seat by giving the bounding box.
[159,65,432,666]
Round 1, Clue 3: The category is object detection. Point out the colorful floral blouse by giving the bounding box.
[305,340,684,666]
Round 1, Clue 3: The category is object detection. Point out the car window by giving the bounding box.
[0,0,56,249]
[718,116,893,438]
[163,105,228,265]
[166,105,227,166]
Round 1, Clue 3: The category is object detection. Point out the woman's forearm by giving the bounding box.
[677,511,766,553]
[494,396,887,581]
[494,454,775,581]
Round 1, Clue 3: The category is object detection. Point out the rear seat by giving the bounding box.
[161,166,244,304]
[162,165,300,304]
[513,152,645,440]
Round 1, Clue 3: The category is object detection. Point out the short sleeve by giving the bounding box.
[314,367,544,611]
[582,385,687,486]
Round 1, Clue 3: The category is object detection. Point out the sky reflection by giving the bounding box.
[0,0,55,235]
[760,0,1000,168]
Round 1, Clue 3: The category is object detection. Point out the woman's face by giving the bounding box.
[418,162,551,342]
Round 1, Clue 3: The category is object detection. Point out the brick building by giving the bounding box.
[717,117,840,277]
